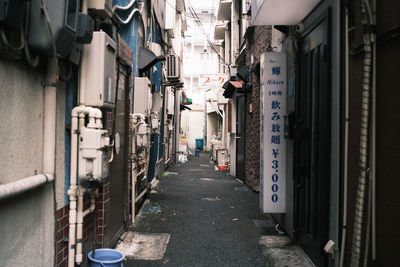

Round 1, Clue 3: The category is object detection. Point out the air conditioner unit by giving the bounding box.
[167,55,181,80]
[87,0,112,18]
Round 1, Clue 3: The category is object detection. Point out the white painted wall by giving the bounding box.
[180,105,204,150]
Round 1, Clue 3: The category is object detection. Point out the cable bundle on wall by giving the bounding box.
[349,0,376,266]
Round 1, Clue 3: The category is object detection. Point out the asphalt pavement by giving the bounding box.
[120,153,283,267]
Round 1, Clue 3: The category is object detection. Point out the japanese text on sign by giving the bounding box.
[260,52,286,213]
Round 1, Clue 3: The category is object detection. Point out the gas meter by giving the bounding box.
[78,127,111,181]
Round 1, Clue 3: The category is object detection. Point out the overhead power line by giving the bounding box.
[186,0,230,67]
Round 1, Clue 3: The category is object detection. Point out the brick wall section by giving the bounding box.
[245,26,272,190]
[97,176,111,246]
[118,36,133,64]
[56,205,69,267]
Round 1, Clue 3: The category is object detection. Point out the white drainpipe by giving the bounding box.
[76,108,101,266]
[0,58,57,200]
[75,186,87,265]
[67,107,80,267]
[75,186,97,265]
[67,106,101,267]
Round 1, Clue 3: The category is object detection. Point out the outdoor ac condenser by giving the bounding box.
[166,55,181,80]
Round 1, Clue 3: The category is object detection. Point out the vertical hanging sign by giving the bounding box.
[260,52,286,213]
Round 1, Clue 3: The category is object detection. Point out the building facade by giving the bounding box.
[218,0,400,266]
[0,0,185,266]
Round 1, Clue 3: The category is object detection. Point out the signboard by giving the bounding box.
[260,52,286,213]
[199,74,227,88]
[178,136,188,152]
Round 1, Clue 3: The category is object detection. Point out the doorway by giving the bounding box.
[236,95,246,180]
[294,14,331,267]
[106,65,130,246]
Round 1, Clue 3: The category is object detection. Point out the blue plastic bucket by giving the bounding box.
[88,249,125,267]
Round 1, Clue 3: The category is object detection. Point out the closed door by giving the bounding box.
[294,15,331,267]
[106,66,129,246]
[236,95,245,180]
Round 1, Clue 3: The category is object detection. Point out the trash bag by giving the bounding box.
[178,154,188,163]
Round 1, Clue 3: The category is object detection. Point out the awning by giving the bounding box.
[223,80,244,98]
[138,46,165,72]
[252,0,321,25]
[181,89,191,105]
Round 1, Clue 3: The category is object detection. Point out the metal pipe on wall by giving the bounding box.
[339,6,350,267]
[371,0,377,260]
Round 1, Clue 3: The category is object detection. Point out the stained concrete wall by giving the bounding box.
[245,25,272,189]
[0,58,57,266]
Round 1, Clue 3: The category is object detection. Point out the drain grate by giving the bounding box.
[234,186,249,191]
[141,204,161,215]
[252,219,273,228]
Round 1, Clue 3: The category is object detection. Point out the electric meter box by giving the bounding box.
[133,77,153,115]
[82,31,116,108]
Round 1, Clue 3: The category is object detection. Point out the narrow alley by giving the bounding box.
[1,0,400,266]
[118,153,312,267]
